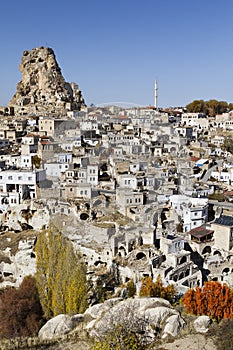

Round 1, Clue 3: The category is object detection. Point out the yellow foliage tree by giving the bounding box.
[139,275,176,303]
[35,224,88,319]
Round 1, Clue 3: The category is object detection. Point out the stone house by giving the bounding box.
[20,154,36,169]
[188,225,215,255]
[117,174,138,190]
[44,162,70,178]
[170,195,208,232]
[21,133,39,154]
[155,233,202,289]
[64,183,92,200]
[116,188,144,217]
[59,137,82,151]
[211,215,233,252]
[37,136,57,162]
[38,117,76,137]
[0,168,46,209]
[211,168,233,184]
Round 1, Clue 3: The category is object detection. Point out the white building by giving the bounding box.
[170,195,208,232]
[0,169,46,209]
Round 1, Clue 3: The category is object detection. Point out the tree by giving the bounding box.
[32,155,42,169]
[126,279,137,298]
[185,99,229,116]
[0,276,43,338]
[139,275,176,303]
[183,281,233,321]
[186,100,205,113]
[35,225,88,319]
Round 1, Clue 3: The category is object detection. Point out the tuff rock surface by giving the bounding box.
[193,315,212,333]
[9,47,85,115]
[38,314,84,341]
[38,297,185,343]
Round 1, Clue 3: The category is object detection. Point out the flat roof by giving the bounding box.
[189,226,214,238]
[214,215,233,227]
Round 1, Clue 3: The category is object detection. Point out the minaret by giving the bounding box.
[154,80,158,109]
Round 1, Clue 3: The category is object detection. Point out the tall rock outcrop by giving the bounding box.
[9,47,86,116]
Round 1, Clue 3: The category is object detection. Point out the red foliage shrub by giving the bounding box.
[0,276,44,339]
[183,281,233,321]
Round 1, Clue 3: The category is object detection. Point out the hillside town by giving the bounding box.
[1,47,233,303]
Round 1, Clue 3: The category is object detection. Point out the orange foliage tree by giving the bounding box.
[183,281,233,321]
[139,275,176,303]
[0,276,44,338]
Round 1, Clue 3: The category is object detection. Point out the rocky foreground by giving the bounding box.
[1,296,232,350]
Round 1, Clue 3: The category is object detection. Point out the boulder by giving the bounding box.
[87,297,185,343]
[193,315,211,333]
[38,314,75,340]
[38,297,185,343]
[162,314,186,339]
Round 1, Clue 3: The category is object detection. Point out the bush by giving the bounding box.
[139,276,176,303]
[183,281,233,321]
[126,279,136,298]
[91,302,153,350]
[0,276,44,338]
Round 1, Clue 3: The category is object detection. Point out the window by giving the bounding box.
[8,176,13,180]
[18,176,22,180]
[28,177,32,181]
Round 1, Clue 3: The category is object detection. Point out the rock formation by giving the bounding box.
[38,297,185,343]
[9,47,86,116]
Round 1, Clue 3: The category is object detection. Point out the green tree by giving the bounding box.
[186,100,205,113]
[186,99,229,116]
[35,225,88,319]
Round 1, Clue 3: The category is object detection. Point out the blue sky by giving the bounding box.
[1,0,233,108]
